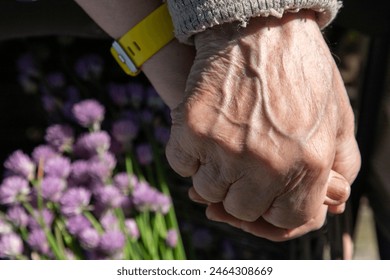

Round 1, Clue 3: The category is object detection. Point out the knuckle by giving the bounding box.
[193,164,227,203]
[165,139,197,177]
[223,201,259,222]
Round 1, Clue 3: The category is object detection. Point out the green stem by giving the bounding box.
[136,211,159,260]
[19,226,29,241]
[125,155,134,176]
[22,202,66,260]
[83,211,104,234]
[54,222,66,256]
[31,179,44,213]
[114,208,138,260]
[144,127,187,260]
[128,153,145,181]
[155,165,186,260]
[15,255,28,260]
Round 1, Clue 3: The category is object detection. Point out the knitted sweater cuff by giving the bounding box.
[167,0,342,43]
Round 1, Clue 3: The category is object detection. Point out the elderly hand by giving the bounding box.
[166,10,361,241]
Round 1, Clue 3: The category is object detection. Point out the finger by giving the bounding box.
[333,125,361,185]
[207,203,328,242]
[192,162,228,203]
[206,203,243,228]
[242,205,328,242]
[222,175,275,222]
[325,132,360,214]
[324,170,351,206]
[207,204,292,241]
[165,132,200,177]
[188,187,209,205]
[328,203,346,214]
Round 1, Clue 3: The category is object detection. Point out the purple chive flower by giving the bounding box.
[79,228,100,249]
[74,131,110,158]
[28,229,50,255]
[95,185,124,209]
[6,206,29,228]
[0,218,13,234]
[127,83,144,108]
[87,160,112,183]
[131,181,155,210]
[100,210,119,231]
[66,215,91,236]
[95,152,117,171]
[113,172,137,194]
[72,99,105,129]
[135,144,153,165]
[4,150,36,181]
[69,160,90,185]
[60,188,91,216]
[165,229,178,248]
[108,83,129,107]
[0,176,30,205]
[45,124,74,152]
[111,119,139,146]
[132,181,171,214]
[154,126,171,145]
[65,249,76,260]
[87,153,116,183]
[151,193,171,214]
[75,54,104,80]
[125,219,139,240]
[41,177,66,202]
[46,71,66,88]
[99,230,125,254]
[44,156,71,179]
[28,208,54,229]
[88,180,105,196]
[32,145,58,164]
[0,233,24,258]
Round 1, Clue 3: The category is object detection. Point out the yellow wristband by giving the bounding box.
[110,3,174,76]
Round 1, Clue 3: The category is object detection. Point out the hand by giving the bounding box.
[166,10,361,241]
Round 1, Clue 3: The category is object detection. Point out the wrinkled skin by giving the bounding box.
[166,11,361,241]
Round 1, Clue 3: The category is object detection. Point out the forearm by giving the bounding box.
[74,0,160,39]
[74,0,195,109]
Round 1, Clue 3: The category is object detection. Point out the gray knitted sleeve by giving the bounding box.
[166,0,342,43]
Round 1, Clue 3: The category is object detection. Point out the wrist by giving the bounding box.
[143,40,195,109]
[194,10,317,49]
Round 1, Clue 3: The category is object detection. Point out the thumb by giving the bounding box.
[325,134,361,214]
[333,134,361,185]
[325,170,350,214]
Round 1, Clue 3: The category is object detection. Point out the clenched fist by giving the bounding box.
[166,10,361,241]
